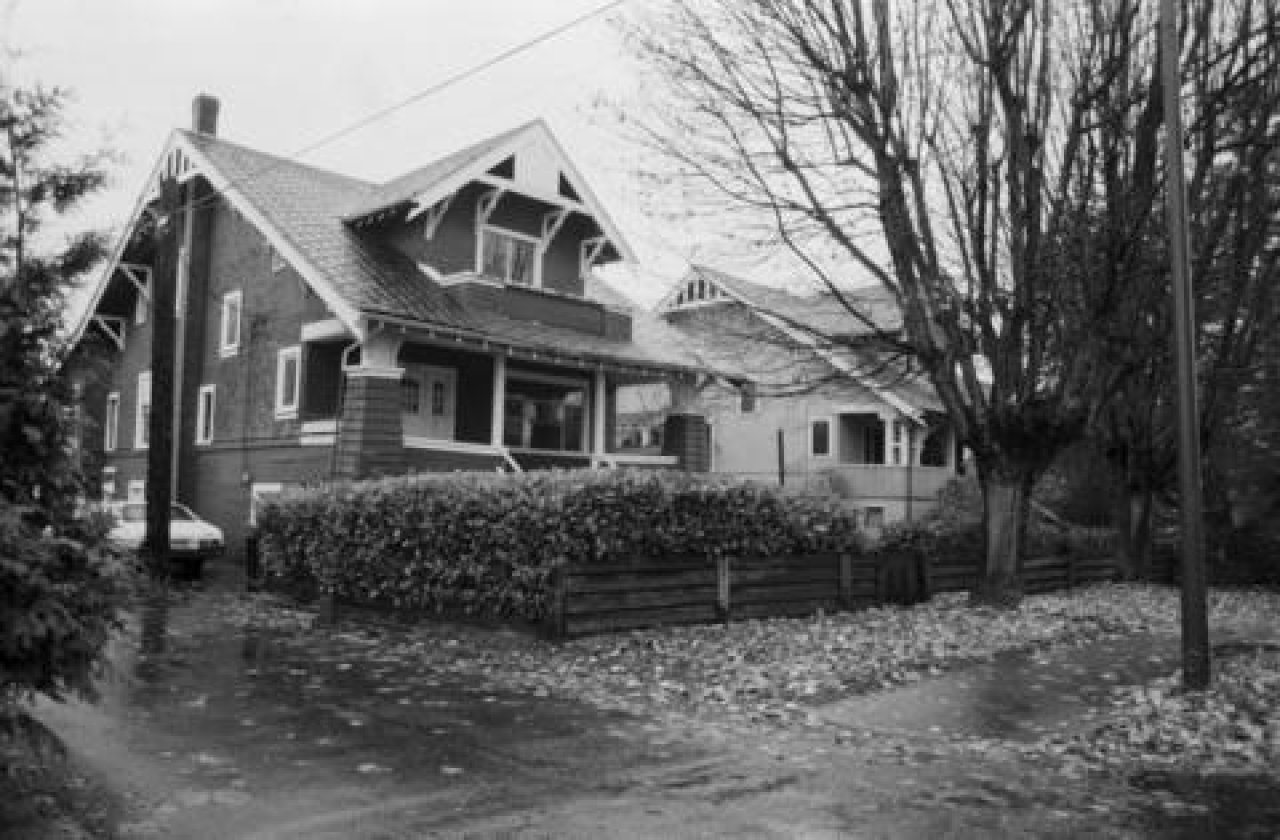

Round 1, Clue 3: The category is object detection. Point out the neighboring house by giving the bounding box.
[649,265,961,525]
[65,95,706,553]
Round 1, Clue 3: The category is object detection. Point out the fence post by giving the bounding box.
[838,552,853,609]
[716,555,731,622]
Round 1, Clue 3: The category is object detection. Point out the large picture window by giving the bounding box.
[480,227,538,287]
[503,374,587,452]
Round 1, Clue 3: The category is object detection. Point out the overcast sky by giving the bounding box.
[4,0,714,306]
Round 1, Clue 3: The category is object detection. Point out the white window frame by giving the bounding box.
[275,345,301,419]
[127,479,146,503]
[104,392,120,451]
[219,290,243,357]
[135,371,151,449]
[810,417,833,459]
[477,225,541,288]
[196,384,216,445]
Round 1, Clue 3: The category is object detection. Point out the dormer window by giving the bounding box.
[481,227,538,287]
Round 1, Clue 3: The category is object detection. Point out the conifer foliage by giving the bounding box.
[0,80,127,714]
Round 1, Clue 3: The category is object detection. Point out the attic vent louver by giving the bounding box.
[488,156,515,179]
[558,174,581,202]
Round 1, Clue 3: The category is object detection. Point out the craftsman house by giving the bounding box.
[649,265,961,525]
[66,96,705,551]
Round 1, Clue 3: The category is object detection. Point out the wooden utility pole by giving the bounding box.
[1160,0,1210,689]
[144,176,180,582]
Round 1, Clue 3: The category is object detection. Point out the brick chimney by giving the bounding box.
[192,94,219,136]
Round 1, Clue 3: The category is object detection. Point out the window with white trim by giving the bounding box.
[104,392,120,451]
[810,418,832,458]
[480,227,538,287]
[101,467,116,502]
[275,346,301,419]
[196,384,216,445]
[220,290,242,357]
[127,479,145,503]
[135,371,151,449]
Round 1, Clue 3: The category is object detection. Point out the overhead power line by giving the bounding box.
[147,0,628,226]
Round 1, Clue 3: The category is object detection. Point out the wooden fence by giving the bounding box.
[546,550,1119,637]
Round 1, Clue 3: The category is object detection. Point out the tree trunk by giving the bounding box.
[973,470,1033,606]
[1117,488,1154,580]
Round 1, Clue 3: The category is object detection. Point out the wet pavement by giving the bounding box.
[818,633,1182,741]
[30,566,1280,838]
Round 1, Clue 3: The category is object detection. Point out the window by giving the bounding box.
[196,384,216,445]
[270,249,286,273]
[810,418,832,458]
[431,381,446,416]
[275,346,300,418]
[135,372,151,449]
[480,227,538,287]
[503,374,587,452]
[104,392,120,451]
[220,290,242,357]
[401,376,421,414]
[739,383,757,414]
[101,467,116,502]
[127,479,145,503]
[890,420,907,465]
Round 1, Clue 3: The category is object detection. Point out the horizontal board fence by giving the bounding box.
[545,550,1120,638]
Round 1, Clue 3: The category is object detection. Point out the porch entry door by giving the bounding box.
[401,364,457,440]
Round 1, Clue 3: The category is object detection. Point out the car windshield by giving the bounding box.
[119,502,197,522]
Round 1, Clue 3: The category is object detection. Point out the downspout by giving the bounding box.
[171,184,194,498]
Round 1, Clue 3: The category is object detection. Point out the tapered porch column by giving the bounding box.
[591,367,607,458]
[334,330,403,479]
[490,352,506,447]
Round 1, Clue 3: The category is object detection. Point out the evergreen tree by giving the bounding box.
[0,79,128,715]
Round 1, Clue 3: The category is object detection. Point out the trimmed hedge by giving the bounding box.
[256,470,864,622]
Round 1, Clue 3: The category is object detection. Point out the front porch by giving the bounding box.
[298,326,688,478]
[808,410,958,524]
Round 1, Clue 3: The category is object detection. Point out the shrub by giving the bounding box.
[256,469,864,621]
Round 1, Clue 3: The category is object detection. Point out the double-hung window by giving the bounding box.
[480,227,538,287]
[810,418,832,458]
[196,385,216,445]
[104,392,120,451]
[135,372,151,449]
[220,290,242,357]
[275,346,301,419]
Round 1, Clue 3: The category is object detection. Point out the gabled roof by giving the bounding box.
[343,119,635,263]
[657,264,902,337]
[658,265,935,419]
[70,121,687,375]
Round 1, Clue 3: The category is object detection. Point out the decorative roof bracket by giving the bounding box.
[119,263,152,299]
[409,190,457,240]
[92,315,126,351]
[540,208,569,247]
[475,187,505,229]
[579,235,608,276]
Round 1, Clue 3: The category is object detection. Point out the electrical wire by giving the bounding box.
[140,0,628,227]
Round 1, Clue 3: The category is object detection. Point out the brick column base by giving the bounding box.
[335,369,404,480]
[662,413,711,473]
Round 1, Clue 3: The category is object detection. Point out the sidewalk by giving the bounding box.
[818,620,1280,742]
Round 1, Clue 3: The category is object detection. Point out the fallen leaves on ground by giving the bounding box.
[208,583,1279,777]
[1035,647,1280,778]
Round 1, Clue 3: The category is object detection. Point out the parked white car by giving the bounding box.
[108,501,224,578]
